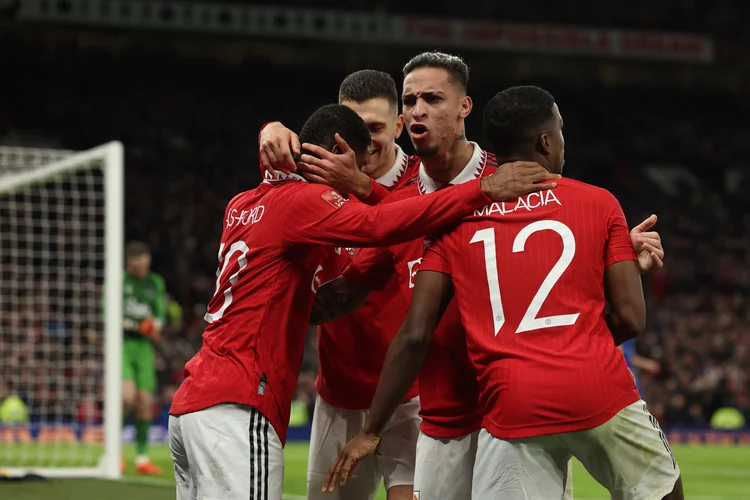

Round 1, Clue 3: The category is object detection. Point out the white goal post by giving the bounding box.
[0,142,123,479]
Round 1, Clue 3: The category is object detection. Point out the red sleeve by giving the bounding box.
[282,181,490,248]
[604,194,638,266]
[419,234,451,275]
[355,178,391,206]
[343,246,395,290]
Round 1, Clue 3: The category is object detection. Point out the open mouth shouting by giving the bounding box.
[409,123,429,141]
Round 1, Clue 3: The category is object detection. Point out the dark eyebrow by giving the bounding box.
[402,91,446,101]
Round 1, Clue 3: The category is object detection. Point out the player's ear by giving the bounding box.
[394,114,405,140]
[539,132,552,155]
[459,96,473,120]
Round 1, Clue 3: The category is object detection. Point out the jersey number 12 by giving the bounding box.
[470,220,580,335]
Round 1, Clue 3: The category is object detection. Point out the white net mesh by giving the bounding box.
[0,146,110,471]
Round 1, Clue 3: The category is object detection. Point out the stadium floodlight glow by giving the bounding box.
[0,142,123,479]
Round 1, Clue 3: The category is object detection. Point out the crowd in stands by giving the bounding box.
[170,0,748,40]
[0,33,748,429]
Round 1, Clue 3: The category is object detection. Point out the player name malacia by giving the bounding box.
[473,190,562,218]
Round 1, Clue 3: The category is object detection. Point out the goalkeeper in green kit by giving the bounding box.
[121,242,166,475]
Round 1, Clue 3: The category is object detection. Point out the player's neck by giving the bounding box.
[422,139,474,185]
[496,154,553,173]
[366,147,398,181]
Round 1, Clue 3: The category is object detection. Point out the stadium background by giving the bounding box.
[1,0,749,498]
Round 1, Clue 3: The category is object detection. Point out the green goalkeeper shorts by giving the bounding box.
[122,336,157,392]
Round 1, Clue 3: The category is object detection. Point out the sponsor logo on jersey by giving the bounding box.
[335,246,358,259]
[321,189,348,209]
[124,298,151,318]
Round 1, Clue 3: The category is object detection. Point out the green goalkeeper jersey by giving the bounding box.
[122,271,167,336]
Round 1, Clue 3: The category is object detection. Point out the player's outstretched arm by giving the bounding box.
[322,270,453,493]
[605,260,646,345]
[284,156,560,249]
[309,276,372,325]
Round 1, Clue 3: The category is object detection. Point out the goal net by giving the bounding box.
[0,142,123,479]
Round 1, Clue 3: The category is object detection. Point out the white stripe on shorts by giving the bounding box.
[250,409,271,500]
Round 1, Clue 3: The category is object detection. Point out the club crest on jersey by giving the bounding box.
[311,265,324,293]
[321,189,348,209]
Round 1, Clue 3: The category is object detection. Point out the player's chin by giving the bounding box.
[414,143,439,158]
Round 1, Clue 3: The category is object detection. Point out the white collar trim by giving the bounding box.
[417,142,486,195]
[375,144,409,188]
[262,170,308,184]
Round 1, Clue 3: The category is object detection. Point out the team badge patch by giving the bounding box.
[321,189,348,208]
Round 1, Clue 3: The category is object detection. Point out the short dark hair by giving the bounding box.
[299,104,371,157]
[483,86,556,157]
[126,241,150,259]
[403,51,469,93]
[338,70,399,110]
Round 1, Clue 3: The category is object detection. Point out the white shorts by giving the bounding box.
[169,404,284,500]
[472,400,680,500]
[306,395,421,500]
[412,430,478,500]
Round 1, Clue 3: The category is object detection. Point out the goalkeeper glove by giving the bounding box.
[138,318,163,338]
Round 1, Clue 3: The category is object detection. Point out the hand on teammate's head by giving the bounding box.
[298,134,371,197]
[259,122,300,176]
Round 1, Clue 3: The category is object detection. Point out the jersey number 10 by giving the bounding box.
[204,241,249,323]
[470,220,580,336]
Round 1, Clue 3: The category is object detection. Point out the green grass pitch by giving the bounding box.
[2,443,749,499]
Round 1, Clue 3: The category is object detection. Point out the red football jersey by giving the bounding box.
[344,143,493,438]
[169,173,491,444]
[420,177,641,439]
[316,147,421,409]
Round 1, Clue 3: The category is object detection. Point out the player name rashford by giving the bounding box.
[226,205,265,227]
[473,190,562,218]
